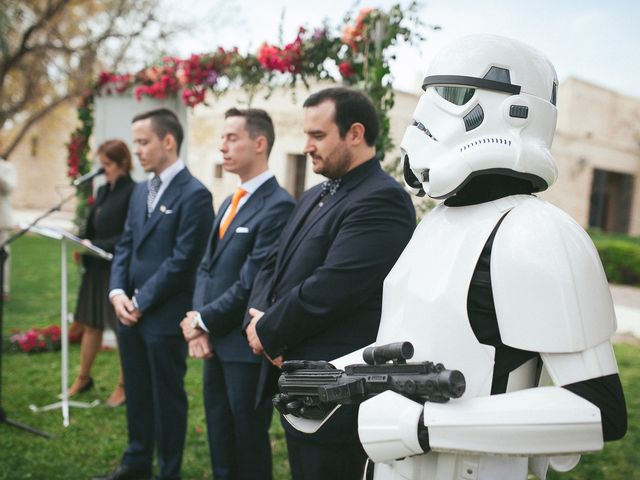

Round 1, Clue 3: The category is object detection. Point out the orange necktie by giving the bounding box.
[219,188,247,238]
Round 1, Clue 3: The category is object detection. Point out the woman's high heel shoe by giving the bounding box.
[106,383,125,407]
[64,375,94,398]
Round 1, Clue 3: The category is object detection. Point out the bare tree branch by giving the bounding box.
[0,0,218,160]
[0,0,244,162]
[1,91,75,159]
[0,0,70,84]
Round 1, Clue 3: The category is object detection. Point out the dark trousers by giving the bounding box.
[203,357,273,480]
[285,430,367,480]
[118,325,188,480]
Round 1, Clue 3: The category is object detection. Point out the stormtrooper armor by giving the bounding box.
[284,34,626,480]
[356,34,625,479]
[358,195,616,480]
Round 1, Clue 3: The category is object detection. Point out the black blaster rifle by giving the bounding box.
[274,342,466,420]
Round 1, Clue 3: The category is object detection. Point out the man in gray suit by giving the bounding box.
[180,108,294,480]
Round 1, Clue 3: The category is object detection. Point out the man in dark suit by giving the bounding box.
[95,108,214,480]
[179,108,294,480]
[244,87,416,480]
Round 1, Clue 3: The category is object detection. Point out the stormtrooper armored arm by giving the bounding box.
[359,344,625,464]
[360,385,603,463]
[359,338,621,464]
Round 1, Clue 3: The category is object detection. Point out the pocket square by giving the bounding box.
[235,226,249,233]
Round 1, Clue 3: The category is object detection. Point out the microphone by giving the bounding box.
[72,167,105,187]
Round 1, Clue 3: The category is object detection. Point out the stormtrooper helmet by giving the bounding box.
[401,34,559,199]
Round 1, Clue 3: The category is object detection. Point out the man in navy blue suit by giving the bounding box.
[244,88,416,480]
[179,108,294,480]
[95,108,214,480]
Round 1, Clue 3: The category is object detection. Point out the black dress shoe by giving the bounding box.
[92,464,151,480]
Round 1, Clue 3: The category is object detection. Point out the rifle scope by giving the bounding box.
[363,341,414,365]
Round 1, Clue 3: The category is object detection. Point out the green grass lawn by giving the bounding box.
[0,235,288,479]
[1,235,637,479]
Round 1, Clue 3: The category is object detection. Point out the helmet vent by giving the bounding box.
[463,104,484,131]
[483,66,511,84]
[412,120,438,141]
[459,137,512,152]
[509,105,529,119]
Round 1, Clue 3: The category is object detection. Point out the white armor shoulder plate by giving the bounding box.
[492,197,616,353]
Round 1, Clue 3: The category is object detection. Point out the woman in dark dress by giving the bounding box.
[68,139,135,406]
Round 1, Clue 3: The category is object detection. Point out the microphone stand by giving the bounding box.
[0,189,78,439]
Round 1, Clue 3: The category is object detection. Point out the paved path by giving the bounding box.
[610,284,640,341]
[13,208,75,232]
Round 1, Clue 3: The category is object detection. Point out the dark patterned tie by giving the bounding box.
[147,175,162,217]
[320,178,342,199]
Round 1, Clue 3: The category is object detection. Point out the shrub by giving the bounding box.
[592,237,640,286]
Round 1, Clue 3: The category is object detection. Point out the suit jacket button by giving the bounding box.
[270,294,277,305]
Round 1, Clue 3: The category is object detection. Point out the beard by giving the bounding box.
[316,142,353,179]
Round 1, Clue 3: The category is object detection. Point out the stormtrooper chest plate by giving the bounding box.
[376,195,529,398]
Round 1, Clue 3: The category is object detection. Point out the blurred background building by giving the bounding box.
[7,77,640,235]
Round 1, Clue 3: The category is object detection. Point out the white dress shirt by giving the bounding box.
[148,158,186,213]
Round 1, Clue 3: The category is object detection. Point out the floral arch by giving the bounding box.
[66,3,427,216]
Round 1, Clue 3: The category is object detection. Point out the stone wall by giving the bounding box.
[543,77,640,234]
[9,102,78,213]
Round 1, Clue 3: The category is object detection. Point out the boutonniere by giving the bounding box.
[159,205,173,214]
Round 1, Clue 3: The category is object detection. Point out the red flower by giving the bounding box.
[98,71,112,87]
[68,164,79,178]
[96,72,133,94]
[339,61,355,78]
[133,85,145,101]
[257,33,304,74]
[181,88,206,107]
[11,325,63,353]
[42,325,61,344]
[17,330,46,353]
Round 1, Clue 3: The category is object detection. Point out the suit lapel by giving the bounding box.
[136,169,188,249]
[206,196,231,266]
[131,185,148,251]
[210,177,276,265]
[275,187,348,279]
[273,188,319,274]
